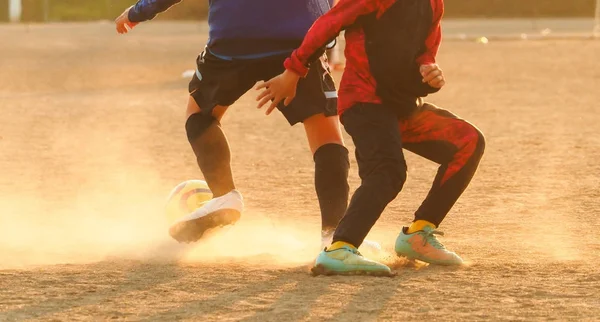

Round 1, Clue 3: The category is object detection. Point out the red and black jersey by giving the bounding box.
[285,0,444,116]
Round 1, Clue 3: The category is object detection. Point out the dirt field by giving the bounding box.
[1,22,599,321]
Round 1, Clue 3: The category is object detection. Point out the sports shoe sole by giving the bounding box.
[310,264,396,277]
[168,209,241,243]
[395,252,463,266]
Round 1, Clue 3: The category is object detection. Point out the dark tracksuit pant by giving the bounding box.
[332,102,485,248]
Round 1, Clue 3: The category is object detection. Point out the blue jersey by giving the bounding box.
[128,0,331,58]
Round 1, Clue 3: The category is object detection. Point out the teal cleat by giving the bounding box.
[395,226,464,266]
[321,230,382,254]
[311,246,394,276]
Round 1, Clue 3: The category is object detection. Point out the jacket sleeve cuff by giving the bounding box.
[416,53,436,66]
[284,51,309,78]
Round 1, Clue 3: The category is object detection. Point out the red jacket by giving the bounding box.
[285,0,444,115]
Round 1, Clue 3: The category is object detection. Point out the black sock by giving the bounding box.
[185,114,235,197]
[314,143,350,233]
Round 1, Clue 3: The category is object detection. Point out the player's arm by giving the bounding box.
[128,0,183,23]
[256,0,388,113]
[115,0,182,34]
[416,0,445,90]
[285,0,387,77]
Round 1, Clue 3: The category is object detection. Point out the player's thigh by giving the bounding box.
[341,103,405,179]
[255,53,341,153]
[400,103,483,164]
[186,96,229,121]
[276,55,340,144]
[187,51,256,121]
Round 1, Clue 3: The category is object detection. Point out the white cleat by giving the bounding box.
[169,190,244,243]
[360,239,383,253]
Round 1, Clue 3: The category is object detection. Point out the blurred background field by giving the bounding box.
[0,0,598,22]
[2,0,599,41]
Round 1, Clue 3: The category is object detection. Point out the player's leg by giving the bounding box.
[185,101,234,197]
[262,54,348,242]
[303,113,382,252]
[272,55,379,251]
[313,103,406,275]
[169,52,256,243]
[302,113,348,236]
[394,102,485,265]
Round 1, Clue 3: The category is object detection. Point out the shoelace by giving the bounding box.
[325,245,363,256]
[420,229,446,249]
[340,246,363,256]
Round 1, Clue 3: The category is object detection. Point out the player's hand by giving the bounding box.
[420,64,445,89]
[115,6,138,34]
[255,69,300,115]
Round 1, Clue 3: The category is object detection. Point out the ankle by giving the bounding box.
[327,241,356,251]
[407,220,436,234]
[212,188,238,198]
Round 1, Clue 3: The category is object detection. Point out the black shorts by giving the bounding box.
[188,50,338,125]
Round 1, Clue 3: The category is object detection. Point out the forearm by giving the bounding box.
[128,0,182,23]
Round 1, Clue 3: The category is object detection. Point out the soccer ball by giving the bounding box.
[165,179,213,224]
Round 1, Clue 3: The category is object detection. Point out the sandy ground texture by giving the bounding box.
[0,22,599,321]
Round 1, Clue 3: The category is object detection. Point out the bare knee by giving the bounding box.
[303,113,344,154]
